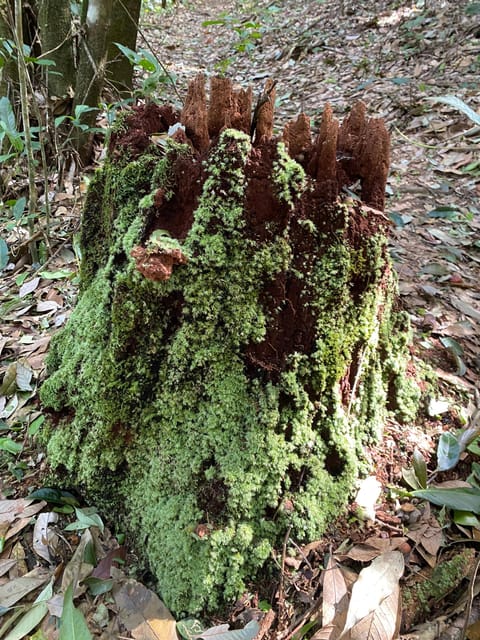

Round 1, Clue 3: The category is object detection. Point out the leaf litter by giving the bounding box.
[1,0,480,637]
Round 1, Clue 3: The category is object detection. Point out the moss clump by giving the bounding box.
[402,548,475,629]
[41,126,419,615]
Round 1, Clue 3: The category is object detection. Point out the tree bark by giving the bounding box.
[41,76,420,615]
[73,0,113,162]
[37,0,76,98]
[106,0,141,97]
[0,0,16,97]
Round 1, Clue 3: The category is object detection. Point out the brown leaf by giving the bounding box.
[92,545,126,579]
[322,556,348,630]
[0,566,51,608]
[114,579,178,640]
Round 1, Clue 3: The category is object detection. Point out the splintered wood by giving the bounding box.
[179,74,390,210]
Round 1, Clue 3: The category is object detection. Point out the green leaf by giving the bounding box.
[82,576,114,596]
[0,438,23,455]
[73,104,98,119]
[34,58,56,67]
[29,487,79,507]
[465,3,480,15]
[468,441,480,457]
[412,448,427,489]
[426,95,480,126]
[453,510,480,527]
[59,584,92,640]
[0,238,8,270]
[402,466,423,490]
[55,115,71,127]
[177,619,205,639]
[439,336,463,357]
[3,580,53,640]
[428,206,460,220]
[412,487,480,513]
[28,415,45,437]
[0,96,17,136]
[65,507,104,533]
[38,269,74,280]
[114,42,137,64]
[436,432,461,471]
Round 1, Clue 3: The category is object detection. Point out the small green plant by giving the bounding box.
[202,12,264,73]
[115,43,177,99]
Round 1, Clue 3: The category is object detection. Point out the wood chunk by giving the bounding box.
[360,118,390,210]
[231,85,252,134]
[254,78,276,144]
[208,76,233,137]
[308,103,339,201]
[283,113,311,158]
[181,73,209,152]
[337,101,390,209]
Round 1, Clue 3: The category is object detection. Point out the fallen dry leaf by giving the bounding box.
[341,551,404,637]
[0,566,51,608]
[114,579,178,640]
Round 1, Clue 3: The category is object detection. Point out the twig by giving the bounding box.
[13,0,38,263]
[277,524,292,609]
[394,126,480,152]
[460,553,480,640]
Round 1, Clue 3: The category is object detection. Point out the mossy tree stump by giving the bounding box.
[41,75,419,614]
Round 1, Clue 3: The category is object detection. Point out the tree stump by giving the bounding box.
[41,75,420,614]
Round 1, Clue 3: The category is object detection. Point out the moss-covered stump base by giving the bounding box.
[41,75,419,615]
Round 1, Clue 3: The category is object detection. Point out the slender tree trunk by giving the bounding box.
[73,0,113,162]
[106,0,141,98]
[37,0,76,97]
[0,0,16,97]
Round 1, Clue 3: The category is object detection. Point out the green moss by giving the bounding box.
[403,549,474,623]
[272,142,307,206]
[40,128,420,615]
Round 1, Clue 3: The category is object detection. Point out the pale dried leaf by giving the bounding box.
[33,512,59,563]
[61,529,94,597]
[0,559,17,577]
[341,552,404,636]
[0,499,44,525]
[19,277,40,298]
[322,556,348,628]
[0,566,51,608]
[347,585,401,640]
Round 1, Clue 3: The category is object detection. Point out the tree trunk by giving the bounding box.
[40,76,420,615]
[106,0,141,97]
[37,0,76,98]
[73,0,113,162]
[0,0,16,97]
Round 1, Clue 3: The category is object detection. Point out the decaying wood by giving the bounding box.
[308,103,339,201]
[252,78,276,144]
[208,76,234,137]
[231,85,253,134]
[181,74,209,152]
[282,113,311,158]
[176,74,390,207]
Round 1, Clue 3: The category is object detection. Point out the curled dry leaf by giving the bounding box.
[33,511,59,563]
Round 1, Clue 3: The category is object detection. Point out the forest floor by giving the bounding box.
[1,0,480,638]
